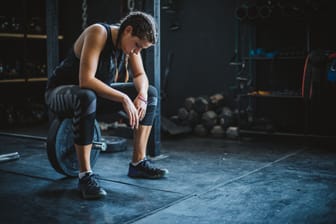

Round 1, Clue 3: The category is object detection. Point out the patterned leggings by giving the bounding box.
[45,83,158,145]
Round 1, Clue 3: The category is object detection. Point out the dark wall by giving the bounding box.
[59,0,143,53]
[59,0,121,58]
[160,0,237,116]
[57,1,336,99]
[310,1,336,50]
[58,0,82,58]
[58,0,238,117]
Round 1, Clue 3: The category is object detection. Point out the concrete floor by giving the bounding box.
[0,125,335,224]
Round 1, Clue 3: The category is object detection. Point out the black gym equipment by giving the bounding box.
[46,118,103,177]
[0,118,128,177]
[0,152,20,163]
[103,136,128,153]
[46,118,128,177]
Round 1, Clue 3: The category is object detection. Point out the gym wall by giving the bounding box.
[160,0,237,116]
[58,0,238,118]
[58,0,336,126]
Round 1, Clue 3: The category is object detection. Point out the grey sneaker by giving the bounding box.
[128,159,168,179]
[78,173,107,199]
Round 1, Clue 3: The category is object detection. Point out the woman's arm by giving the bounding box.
[129,52,149,99]
[76,24,139,128]
[76,24,127,102]
[129,51,150,120]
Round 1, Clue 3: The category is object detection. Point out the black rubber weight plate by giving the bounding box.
[102,136,128,153]
[47,118,101,177]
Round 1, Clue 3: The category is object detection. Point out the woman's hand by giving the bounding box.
[121,95,139,129]
[134,94,147,122]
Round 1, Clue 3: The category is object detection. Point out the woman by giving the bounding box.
[45,11,168,200]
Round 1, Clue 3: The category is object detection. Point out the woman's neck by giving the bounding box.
[111,26,119,49]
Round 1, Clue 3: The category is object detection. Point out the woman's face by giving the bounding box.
[121,26,152,55]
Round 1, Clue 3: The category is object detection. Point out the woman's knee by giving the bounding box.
[147,85,158,107]
[140,85,158,125]
[148,85,158,98]
[76,89,97,115]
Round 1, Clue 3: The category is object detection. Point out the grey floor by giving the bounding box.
[0,125,335,224]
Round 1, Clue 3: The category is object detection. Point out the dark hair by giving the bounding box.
[114,11,157,83]
[118,11,158,44]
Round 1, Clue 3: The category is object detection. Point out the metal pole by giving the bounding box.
[145,0,161,157]
[46,0,59,79]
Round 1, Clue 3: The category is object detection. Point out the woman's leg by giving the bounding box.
[45,85,106,199]
[132,125,152,163]
[110,83,168,178]
[132,85,158,162]
[109,84,157,161]
[45,85,97,170]
[75,145,93,172]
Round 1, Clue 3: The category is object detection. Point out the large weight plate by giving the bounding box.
[47,118,101,177]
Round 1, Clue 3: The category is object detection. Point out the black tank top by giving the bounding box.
[46,23,126,89]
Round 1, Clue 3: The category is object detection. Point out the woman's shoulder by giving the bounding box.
[73,23,109,56]
[81,23,109,42]
[85,23,107,33]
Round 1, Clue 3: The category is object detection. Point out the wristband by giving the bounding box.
[137,95,148,104]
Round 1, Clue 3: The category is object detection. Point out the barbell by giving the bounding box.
[0,118,127,177]
[46,118,103,177]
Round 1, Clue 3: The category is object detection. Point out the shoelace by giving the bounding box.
[142,160,160,172]
[84,174,100,188]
